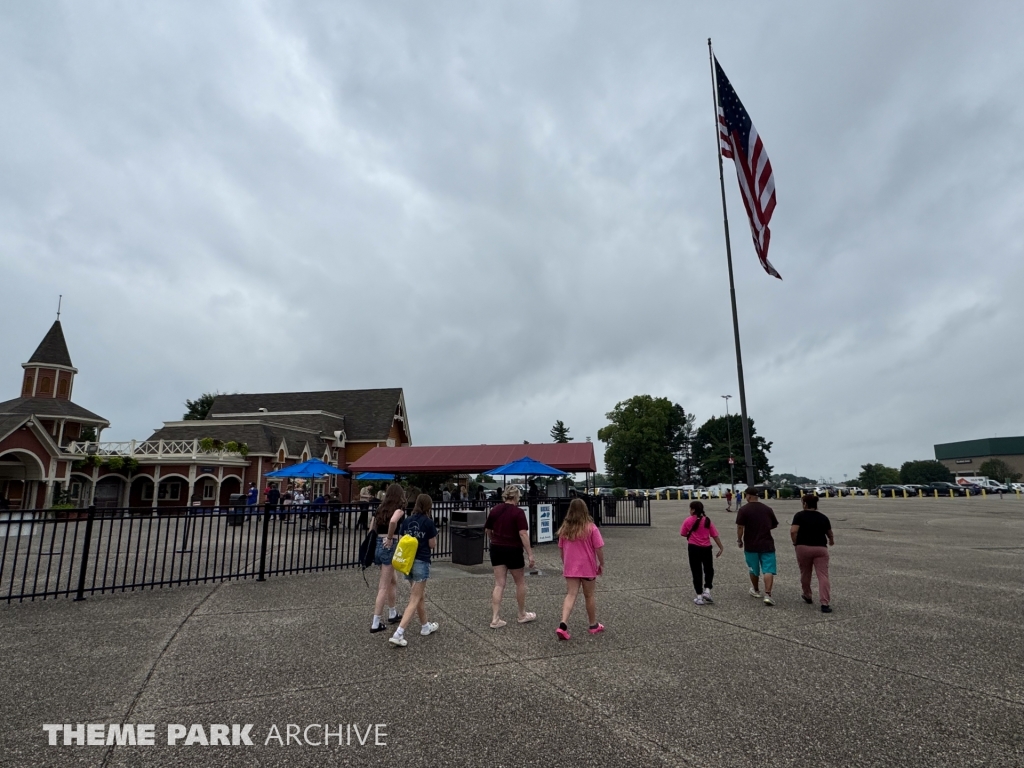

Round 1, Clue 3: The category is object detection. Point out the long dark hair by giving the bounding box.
[689,500,710,529]
[374,483,406,528]
[412,493,432,517]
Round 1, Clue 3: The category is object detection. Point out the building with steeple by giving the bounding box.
[0,321,110,509]
[2,320,412,511]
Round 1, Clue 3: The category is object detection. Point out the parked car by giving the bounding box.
[842,486,865,496]
[874,484,911,498]
[925,482,966,497]
[902,484,929,496]
[959,483,985,495]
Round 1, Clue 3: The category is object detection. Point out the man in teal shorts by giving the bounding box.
[736,487,779,605]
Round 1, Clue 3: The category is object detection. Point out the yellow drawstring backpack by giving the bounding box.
[391,534,419,576]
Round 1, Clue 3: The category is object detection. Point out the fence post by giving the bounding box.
[73,505,97,601]
[257,504,272,581]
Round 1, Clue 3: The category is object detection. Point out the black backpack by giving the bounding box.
[358,529,378,576]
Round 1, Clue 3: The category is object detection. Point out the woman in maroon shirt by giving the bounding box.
[484,486,536,628]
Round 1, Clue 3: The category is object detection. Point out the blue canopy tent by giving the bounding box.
[485,456,565,477]
[265,458,349,479]
[355,472,395,481]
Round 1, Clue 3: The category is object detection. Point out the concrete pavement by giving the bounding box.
[1,497,1022,767]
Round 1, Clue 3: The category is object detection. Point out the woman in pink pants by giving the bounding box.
[790,495,835,613]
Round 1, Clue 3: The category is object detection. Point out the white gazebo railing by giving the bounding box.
[66,440,247,460]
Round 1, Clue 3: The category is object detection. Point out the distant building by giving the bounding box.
[0,321,110,509]
[1,321,411,510]
[934,437,1024,478]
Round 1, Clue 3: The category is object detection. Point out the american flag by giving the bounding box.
[715,56,780,279]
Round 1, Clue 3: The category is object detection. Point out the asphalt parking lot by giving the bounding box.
[1,496,1021,767]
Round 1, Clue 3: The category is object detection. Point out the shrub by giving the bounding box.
[105,456,124,471]
[199,437,215,452]
[612,487,626,499]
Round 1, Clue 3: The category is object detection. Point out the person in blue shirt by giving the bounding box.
[389,494,439,647]
[246,483,259,506]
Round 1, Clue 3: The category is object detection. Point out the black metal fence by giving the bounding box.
[597,495,652,526]
[1,495,649,603]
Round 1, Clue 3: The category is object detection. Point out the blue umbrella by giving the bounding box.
[266,458,349,478]
[356,472,395,481]
[485,456,565,476]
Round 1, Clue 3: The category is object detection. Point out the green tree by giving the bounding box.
[550,420,573,443]
[978,458,1022,484]
[597,395,692,488]
[858,463,900,488]
[692,415,773,485]
[183,393,218,421]
[899,460,953,484]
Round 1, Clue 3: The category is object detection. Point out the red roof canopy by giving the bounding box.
[348,443,597,474]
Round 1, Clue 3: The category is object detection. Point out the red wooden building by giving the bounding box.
[1,321,411,510]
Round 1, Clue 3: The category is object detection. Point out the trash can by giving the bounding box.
[603,496,617,519]
[450,508,486,565]
[227,493,247,526]
[634,495,645,509]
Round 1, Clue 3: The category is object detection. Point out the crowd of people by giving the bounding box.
[364,482,836,648]
[683,486,834,612]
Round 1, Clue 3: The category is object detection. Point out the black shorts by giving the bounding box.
[489,544,525,570]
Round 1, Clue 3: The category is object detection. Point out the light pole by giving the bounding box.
[722,395,735,501]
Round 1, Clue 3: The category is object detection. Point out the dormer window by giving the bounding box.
[22,375,33,396]
[58,379,68,397]
[278,449,285,463]
[40,376,51,394]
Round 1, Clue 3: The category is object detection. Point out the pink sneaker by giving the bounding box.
[588,623,605,635]
[556,627,571,641]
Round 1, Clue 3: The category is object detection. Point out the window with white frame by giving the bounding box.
[202,481,215,500]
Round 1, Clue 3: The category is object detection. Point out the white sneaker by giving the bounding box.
[749,587,763,598]
[763,594,776,606]
[388,632,407,647]
[693,596,706,605]
[420,622,439,636]
[702,589,714,604]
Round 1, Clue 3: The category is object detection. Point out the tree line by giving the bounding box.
[858,458,1021,488]
[592,394,773,488]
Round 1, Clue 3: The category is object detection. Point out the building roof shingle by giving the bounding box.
[0,397,109,425]
[27,321,74,368]
[208,389,405,442]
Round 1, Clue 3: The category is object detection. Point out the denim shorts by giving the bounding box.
[744,550,777,576]
[405,559,430,583]
[374,538,394,567]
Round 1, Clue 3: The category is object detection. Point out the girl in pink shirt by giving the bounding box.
[681,501,724,605]
[556,499,605,640]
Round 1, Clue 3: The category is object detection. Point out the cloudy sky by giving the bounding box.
[2,1,1022,482]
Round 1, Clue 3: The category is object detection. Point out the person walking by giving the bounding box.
[736,486,779,606]
[246,482,259,507]
[484,486,536,628]
[280,486,294,523]
[371,483,406,633]
[266,483,280,517]
[389,494,440,647]
[724,489,734,512]
[681,501,724,605]
[791,494,835,613]
[556,498,605,639]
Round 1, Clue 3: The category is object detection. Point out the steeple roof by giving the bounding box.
[27,321,74,368]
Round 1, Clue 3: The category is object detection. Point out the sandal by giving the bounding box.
[489,619,507,629]
[517,612,537,624]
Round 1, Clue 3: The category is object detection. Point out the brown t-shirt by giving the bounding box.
[736,501,778,553]
[485,503,528,548]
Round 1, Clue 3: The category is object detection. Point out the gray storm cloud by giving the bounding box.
[1,1,1021,480]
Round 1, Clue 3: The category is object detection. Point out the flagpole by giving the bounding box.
[708,39,756,488]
